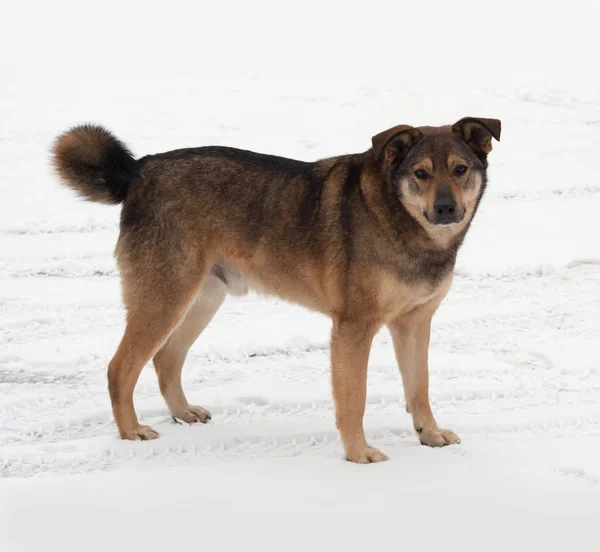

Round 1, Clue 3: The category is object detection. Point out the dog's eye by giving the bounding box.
[454,164,468,176]
[414,169,428,180]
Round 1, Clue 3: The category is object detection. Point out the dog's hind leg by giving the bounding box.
[108,256,207,441]
[153,273,227,423]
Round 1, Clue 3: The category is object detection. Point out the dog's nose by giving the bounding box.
[433,189,459,225]
[434,199,456,218]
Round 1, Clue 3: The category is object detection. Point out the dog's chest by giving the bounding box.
[377,271,452,322]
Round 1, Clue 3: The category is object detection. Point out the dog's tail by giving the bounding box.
[51,124,139,205]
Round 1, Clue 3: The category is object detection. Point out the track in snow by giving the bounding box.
[2,256,599,478]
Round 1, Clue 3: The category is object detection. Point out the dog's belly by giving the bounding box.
[211,261,330,314]
[212,261,454,322]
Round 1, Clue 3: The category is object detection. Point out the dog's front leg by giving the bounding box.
[388,310,461,447]
[330,318,389,463]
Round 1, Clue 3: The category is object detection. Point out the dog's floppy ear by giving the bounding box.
[452,117,501,156]
[372,125,423,164]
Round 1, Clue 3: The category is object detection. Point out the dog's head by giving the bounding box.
[372,117,501,242]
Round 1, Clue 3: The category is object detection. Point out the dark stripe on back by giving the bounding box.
[298,172,324,229]
[339,160,362,265]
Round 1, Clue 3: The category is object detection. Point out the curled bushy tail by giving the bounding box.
[52,124,139,205]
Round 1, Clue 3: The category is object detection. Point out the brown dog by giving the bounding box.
[52,117,500,463]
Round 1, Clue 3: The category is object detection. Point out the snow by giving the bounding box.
[1,1,600,550]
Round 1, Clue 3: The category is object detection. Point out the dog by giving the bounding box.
[51,117,500,463]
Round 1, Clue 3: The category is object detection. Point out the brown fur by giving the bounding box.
[51,117,501,462]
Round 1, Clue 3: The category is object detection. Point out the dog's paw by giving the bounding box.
[172,405,211,424]
[418,427,461,447]
[346,446,390,464]
[120,425,160,441]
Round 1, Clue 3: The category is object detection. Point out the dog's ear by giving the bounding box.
[372,125,423,165]
[452,117,501,156]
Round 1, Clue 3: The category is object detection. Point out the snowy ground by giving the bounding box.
[1,2,600,551]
